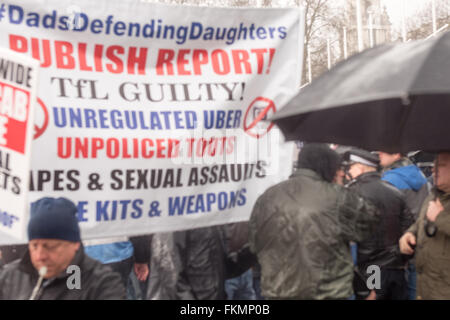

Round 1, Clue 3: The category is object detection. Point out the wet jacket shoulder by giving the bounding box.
[382,159,429,219]
[0,247,126,300]
[347,171,414,269]
[407,192,450,299]
[249,168,380,300]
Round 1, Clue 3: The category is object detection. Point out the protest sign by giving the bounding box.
[0,0,304,242]
[0,47,39,242]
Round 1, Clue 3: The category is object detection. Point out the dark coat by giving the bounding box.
[146,226,228,300]
[347,171,415,270]
[249,168,380,300]
[146,226,256,300]
[408,192,450,299]
[0,246,126,300]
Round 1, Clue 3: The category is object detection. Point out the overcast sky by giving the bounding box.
[381,0,429,27]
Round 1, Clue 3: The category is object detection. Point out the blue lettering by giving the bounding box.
[168,197,187,216]
[26,13,39,27]
[203,110,214,129]
[84,109,97,128]
[206,193,216,211]
[53,107,67,128]
[218,192,227,210]
[189,22,203,40]
[73,13,89,32]
[8,5,24,24]
[90,19,103,34]
[186,111,197,129]
[195,195,205,213]
[77,201,89,222]
[150,112,163,130]
[186,195,196,214]
[98,109,109,128]
[237,188,247,206]
[96,201,109,221]
[131,199,143,219]
[174,111,183,129]
[111,110,123,129]
[138,111,149,129]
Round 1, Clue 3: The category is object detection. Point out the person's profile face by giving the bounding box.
[433,152,450,193]
[28,239,80,279]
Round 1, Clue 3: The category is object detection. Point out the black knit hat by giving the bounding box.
[297,143,341,182]
[28,197,81,242]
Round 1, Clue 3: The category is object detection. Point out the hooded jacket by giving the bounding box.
[382,159,429,220]
[0,246,126,300]
[248,168,380,300]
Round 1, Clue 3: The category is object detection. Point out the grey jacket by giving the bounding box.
[249,168,380,300]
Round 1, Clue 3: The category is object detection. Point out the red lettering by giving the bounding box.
[211,49,230,75]
[122,138,131,158]
[232,50,251,74]
[251,49,267,74]
[141,138,154,158]
[9,34,27,53]
[106,46,124,73]
[57,137,71,159]
[127,47,147,75]
[168,139,180,158]
[75,138,88,158]
[106,138,119,158]
[156,139,165,158]
[177,49,191,75]
[78,43,93,71]
[32,38,52,68]
[91,138,104,158]
[156,49,174,75]
[94,45,104,72]
[55,41,75,69]
[192,50,208,75]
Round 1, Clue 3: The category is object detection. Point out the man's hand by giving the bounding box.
[134,263,149,282]
[426,198,444,222]
[399,232,416,255]
[365,290,376,300]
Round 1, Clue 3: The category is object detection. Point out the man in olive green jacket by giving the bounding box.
[249,144,381,300]
[399,151,450,300]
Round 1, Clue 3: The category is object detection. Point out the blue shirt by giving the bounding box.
[84,241,134,264]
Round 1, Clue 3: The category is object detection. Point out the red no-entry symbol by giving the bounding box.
[33,98,49,140]
[243,97,276,139]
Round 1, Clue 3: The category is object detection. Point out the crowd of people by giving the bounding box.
[0,144,449,300]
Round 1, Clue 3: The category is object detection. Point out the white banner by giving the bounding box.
[0,47,39,242]
[0,0,304,243]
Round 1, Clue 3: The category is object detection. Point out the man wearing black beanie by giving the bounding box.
[0,197,126,300]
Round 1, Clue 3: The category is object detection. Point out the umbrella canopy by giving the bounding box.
[270,31,450,153]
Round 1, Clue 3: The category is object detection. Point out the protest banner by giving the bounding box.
[0,0,304,242]
[0,47,39,243]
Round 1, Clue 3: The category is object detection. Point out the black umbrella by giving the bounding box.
[270,31,450,153]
